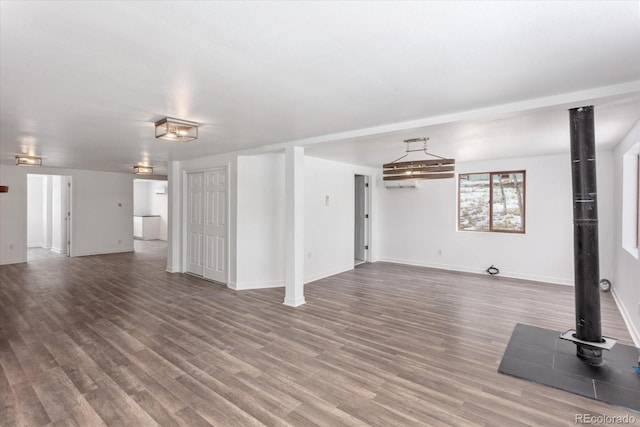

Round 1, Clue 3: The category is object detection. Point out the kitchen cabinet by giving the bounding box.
[133,215,161,240]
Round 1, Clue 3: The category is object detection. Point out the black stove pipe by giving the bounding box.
[569,106,602,365]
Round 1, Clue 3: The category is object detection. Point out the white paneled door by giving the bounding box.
[186,168,228,284]
[203,168,227,282]
[187,172,204,276]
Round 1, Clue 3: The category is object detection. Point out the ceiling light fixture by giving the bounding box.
[15,155,42,166]
[133,165,153,175]
[383,138,455,181]
[155,117,198,142]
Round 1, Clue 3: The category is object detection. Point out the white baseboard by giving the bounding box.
[283,297,306,307]
[611,288,640,347]
[165,265,181,273]
[51,247,67,255]
[377,257,574,286]
[232,280,284,290]
[227,263,355,291]
[73,247,134,257]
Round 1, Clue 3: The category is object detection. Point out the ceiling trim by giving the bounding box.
[278,80,640,149]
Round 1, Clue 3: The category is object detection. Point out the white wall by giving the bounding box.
[167,161,183,273]
[235,153,286,289]
[44,176,53,249]
[170,150,380,290]
[72,170,133,256]
[612,119,640,346]
[378,152,614,286]
[27,174,46,248]
[304,156,380,283]
[0,165,134,265]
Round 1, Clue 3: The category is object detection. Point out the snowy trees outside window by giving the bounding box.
[459,171,525,233]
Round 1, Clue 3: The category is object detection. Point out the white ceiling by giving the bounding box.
[1,1,639,175]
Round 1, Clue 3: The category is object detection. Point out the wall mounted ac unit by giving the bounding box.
[384,179,420,189]
[155,185,167,195]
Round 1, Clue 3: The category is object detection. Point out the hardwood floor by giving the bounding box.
[27,248,66,262]
[0,245,636,426]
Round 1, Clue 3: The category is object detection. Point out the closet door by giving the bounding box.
[203,168,227,283]
[187,172,204,276]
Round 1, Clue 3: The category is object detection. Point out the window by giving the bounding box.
[458,170,526,233]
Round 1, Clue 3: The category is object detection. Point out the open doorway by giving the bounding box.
[133,179,168,254]
[27,174,72,261]
[354,174,370,266]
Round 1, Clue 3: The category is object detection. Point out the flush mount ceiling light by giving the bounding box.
[155,117,198,142]
[383,138,455,181]
[15,155,42,166]
[133,165,153,175]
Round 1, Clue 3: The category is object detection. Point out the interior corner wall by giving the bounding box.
[44,175,53,249]
[304,156,380,283]
[235,153,286,289]
[0,165,134,265]
[172,151,381,291]
[167,160,183,273]
[612,119,640,346]
[378,152,614,286]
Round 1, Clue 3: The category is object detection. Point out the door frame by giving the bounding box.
[66,176,73,257]
[26,173,73,260]
[181,166,230,285]
[354,174,371,264]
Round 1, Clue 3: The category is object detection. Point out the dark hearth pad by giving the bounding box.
[498,323,640,412]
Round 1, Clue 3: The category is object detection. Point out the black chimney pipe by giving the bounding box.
[569,106,602,365]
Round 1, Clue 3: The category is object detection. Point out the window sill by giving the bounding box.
[457,229,526,235]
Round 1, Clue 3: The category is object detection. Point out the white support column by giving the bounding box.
[166,160,182,273]
[284,146,306,307]
[44,175,53,249]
